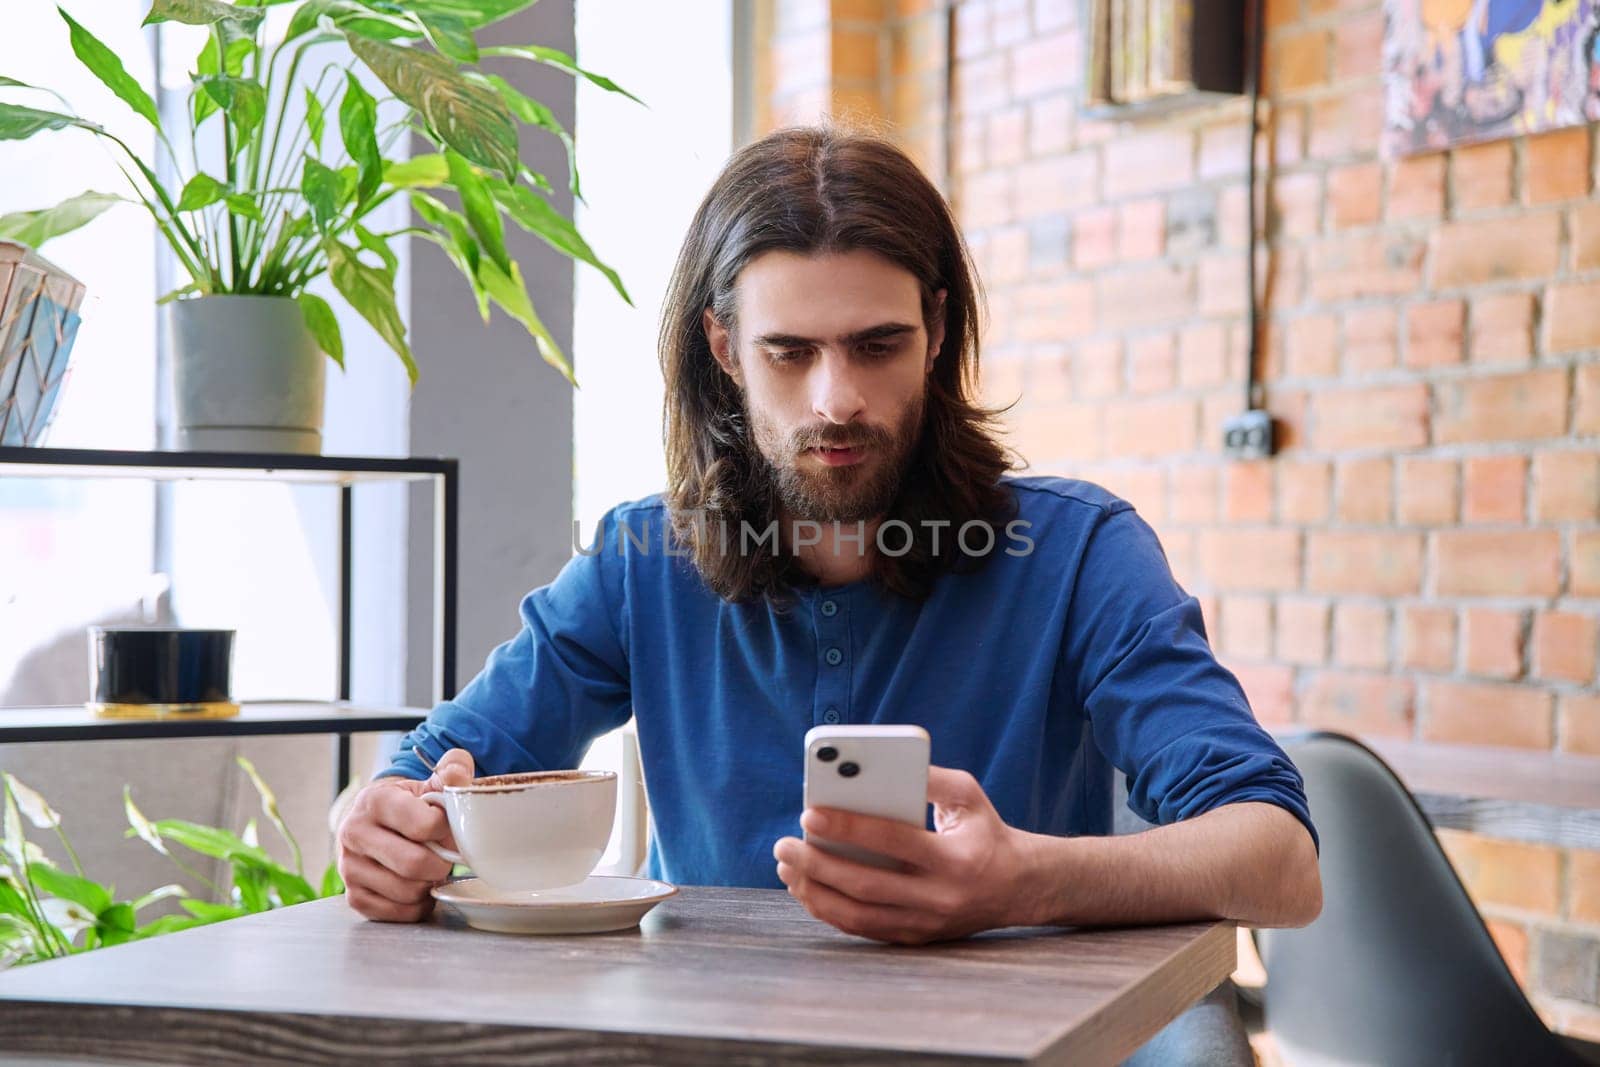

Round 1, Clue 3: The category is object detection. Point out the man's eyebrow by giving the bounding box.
[750,322,919,348]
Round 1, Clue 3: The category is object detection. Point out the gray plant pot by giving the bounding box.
[169,294,326,454]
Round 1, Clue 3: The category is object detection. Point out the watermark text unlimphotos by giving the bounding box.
[573,511,1036,559]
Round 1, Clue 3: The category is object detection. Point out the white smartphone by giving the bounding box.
[802,724,931,870]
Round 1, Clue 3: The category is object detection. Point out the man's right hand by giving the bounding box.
[336,748,475,922]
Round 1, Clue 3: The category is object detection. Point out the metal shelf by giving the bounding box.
[0,702,429,744]
[0,446,453,485]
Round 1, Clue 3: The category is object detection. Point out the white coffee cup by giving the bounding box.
[421,769,617,893]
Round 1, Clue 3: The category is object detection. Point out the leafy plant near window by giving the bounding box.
[0,0,636,384]
[1,760,342,967]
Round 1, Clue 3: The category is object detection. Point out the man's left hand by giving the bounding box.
[772,766,1039,945]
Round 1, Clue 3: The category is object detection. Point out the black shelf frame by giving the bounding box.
[0,446,459,794]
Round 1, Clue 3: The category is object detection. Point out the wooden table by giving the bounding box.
[0,887,1236,1066]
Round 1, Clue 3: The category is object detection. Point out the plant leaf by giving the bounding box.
[143,0,264,29]
[338,73,381,205]
[267,867,315,906]
[1,776,60,831]
[347,34,518,176]
[0,102,81,140]
[353,223,397,279]
[95,902,136,947]
[232,863,268,911]
[0,190,122,249]
[479,257,574,384]
[1,778,27,874]
[304,87,325,152]
[131,884,187,912]
[412,192,485,319]
[59,7,161,129]
[197,75,265,156]
[485,43,643,105]
[301,157,340,231]
[39,898,92,943]
[224,192,262,221]
[319,863,344,897]
[123,787,168,857]
[177,172,228,212]
[327,240,416,383]
[480,73,581,200]
[179,899,247,922]
[490,178,630,305]
[444,150,507,274]
[133,913,205,938]
[147,819,270,865]
[235,756,301,874]
[384,153,448,188]
[298,292,344,367]
[156,282,204,304]
[27,863,110,915]
[402,0,536,27]
[418,13,477,62]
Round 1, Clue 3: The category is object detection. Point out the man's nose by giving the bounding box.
[809,349,866,425]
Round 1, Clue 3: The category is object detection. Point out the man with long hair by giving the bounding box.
[337,125,1319,1056]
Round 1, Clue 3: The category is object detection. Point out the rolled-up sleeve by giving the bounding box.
[381,507,634,781]
[1063,506,1318,850]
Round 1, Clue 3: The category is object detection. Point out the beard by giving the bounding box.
[748,393,926,524]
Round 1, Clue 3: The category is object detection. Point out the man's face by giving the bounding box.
[704,250,946,523]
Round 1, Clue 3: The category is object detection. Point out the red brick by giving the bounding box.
[1115,199,1163,261]
[1097,263,1193,329]
[1436,830,1562,912]
[1462,455,1527,524]
[1334,602,1389,668]
[1074,337,1122,397]
[1396,457,1458,525]
[1328,162,1382,228]
[1127,332,1177,393]
[1277,596,1330,665]
[1178,323,1229,388]
[1574,201,1600,270]
[1485,919,1531,987]
[1430,214,1562,288]
[1523,126,1591,204]
[1546,281,1600,353]
[1199,122,1249,181]
[1224,461,1274,522]
[1103,130,1194,197]
[1073,206,1117,269]
[1016,402,1101,462]
[1570,851,1600,925]
[1563,692,1600,755]
[1424,680,1554,750]
[1533,450,1600,522]
[1271,29,1330,93]
[1533,611,1598,684]
[1233,663,1295,725]
[1010,30,1078,98]
[1104,397,1197,457]
[1302,671,1415,738]
[1310,383,1429,450]
[1285,313,1339,378]
[1435,530,1561,597]
[985,107,1027,168]
[1015,152,1100,216]
[1307,85,1384,161]
[1452,140,1514,211]
[1278,460,1332,523]
[1405,300,1465,368]
[1401,605,1456,672]
[1171,463,1221,524]
[1577,531,1600,597]
[1343,306,1398,373]
[1014,279,1096,342]
[1307,531,1424,595]
[1197,254,1247,318]
[1221,595,1274,659]
[1027,92,1074,156]
[1336,457,1392,523]
[1270,172,1322,238]
[1025,346,1073,405]
[1198,529,1303,591]
[1332,8,1383,80]
[1388,152,1446,220]
[1310,232,1426,301]
[1469,292,1537,364]
[1435,369,1569,443]
[1097,466,1167,520]
[1579,364,1600,435]
[1463,608,1526,679]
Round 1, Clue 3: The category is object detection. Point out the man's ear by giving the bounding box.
[703,307,741,385]
[926,289,948,373]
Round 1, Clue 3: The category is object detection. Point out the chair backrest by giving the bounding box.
[1259,731,1578,1067]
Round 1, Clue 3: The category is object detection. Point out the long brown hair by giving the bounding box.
[658,125,1021,606]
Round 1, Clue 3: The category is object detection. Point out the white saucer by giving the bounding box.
[431,875,678,935]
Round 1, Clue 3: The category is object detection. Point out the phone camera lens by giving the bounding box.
[816,746,838,762]
[838,761,860,778]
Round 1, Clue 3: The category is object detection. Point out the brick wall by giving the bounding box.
[755,0,1600,1039]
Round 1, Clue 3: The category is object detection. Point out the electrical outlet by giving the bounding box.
[1222,409,1275,459]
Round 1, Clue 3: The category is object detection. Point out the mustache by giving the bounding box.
[794,425,892,451]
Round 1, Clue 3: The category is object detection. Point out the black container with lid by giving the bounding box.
[88,627,238,719]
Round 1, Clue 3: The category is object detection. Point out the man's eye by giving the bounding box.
[860,341,900,358]
[771,348,808,363]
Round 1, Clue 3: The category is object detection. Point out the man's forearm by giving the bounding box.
[1011,802,1322,930]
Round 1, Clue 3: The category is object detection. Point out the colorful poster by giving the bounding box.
[1383,0,1600,154]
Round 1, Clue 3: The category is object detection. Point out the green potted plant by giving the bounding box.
[0,0,633,454]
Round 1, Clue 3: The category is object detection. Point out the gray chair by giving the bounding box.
[1258,731,1597,1067]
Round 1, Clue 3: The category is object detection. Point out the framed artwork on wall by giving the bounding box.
[1384,0,1600,154]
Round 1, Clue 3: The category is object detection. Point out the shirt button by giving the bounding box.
[820,599,838,617]
[825,647,843,666]
[823,707,841,724]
